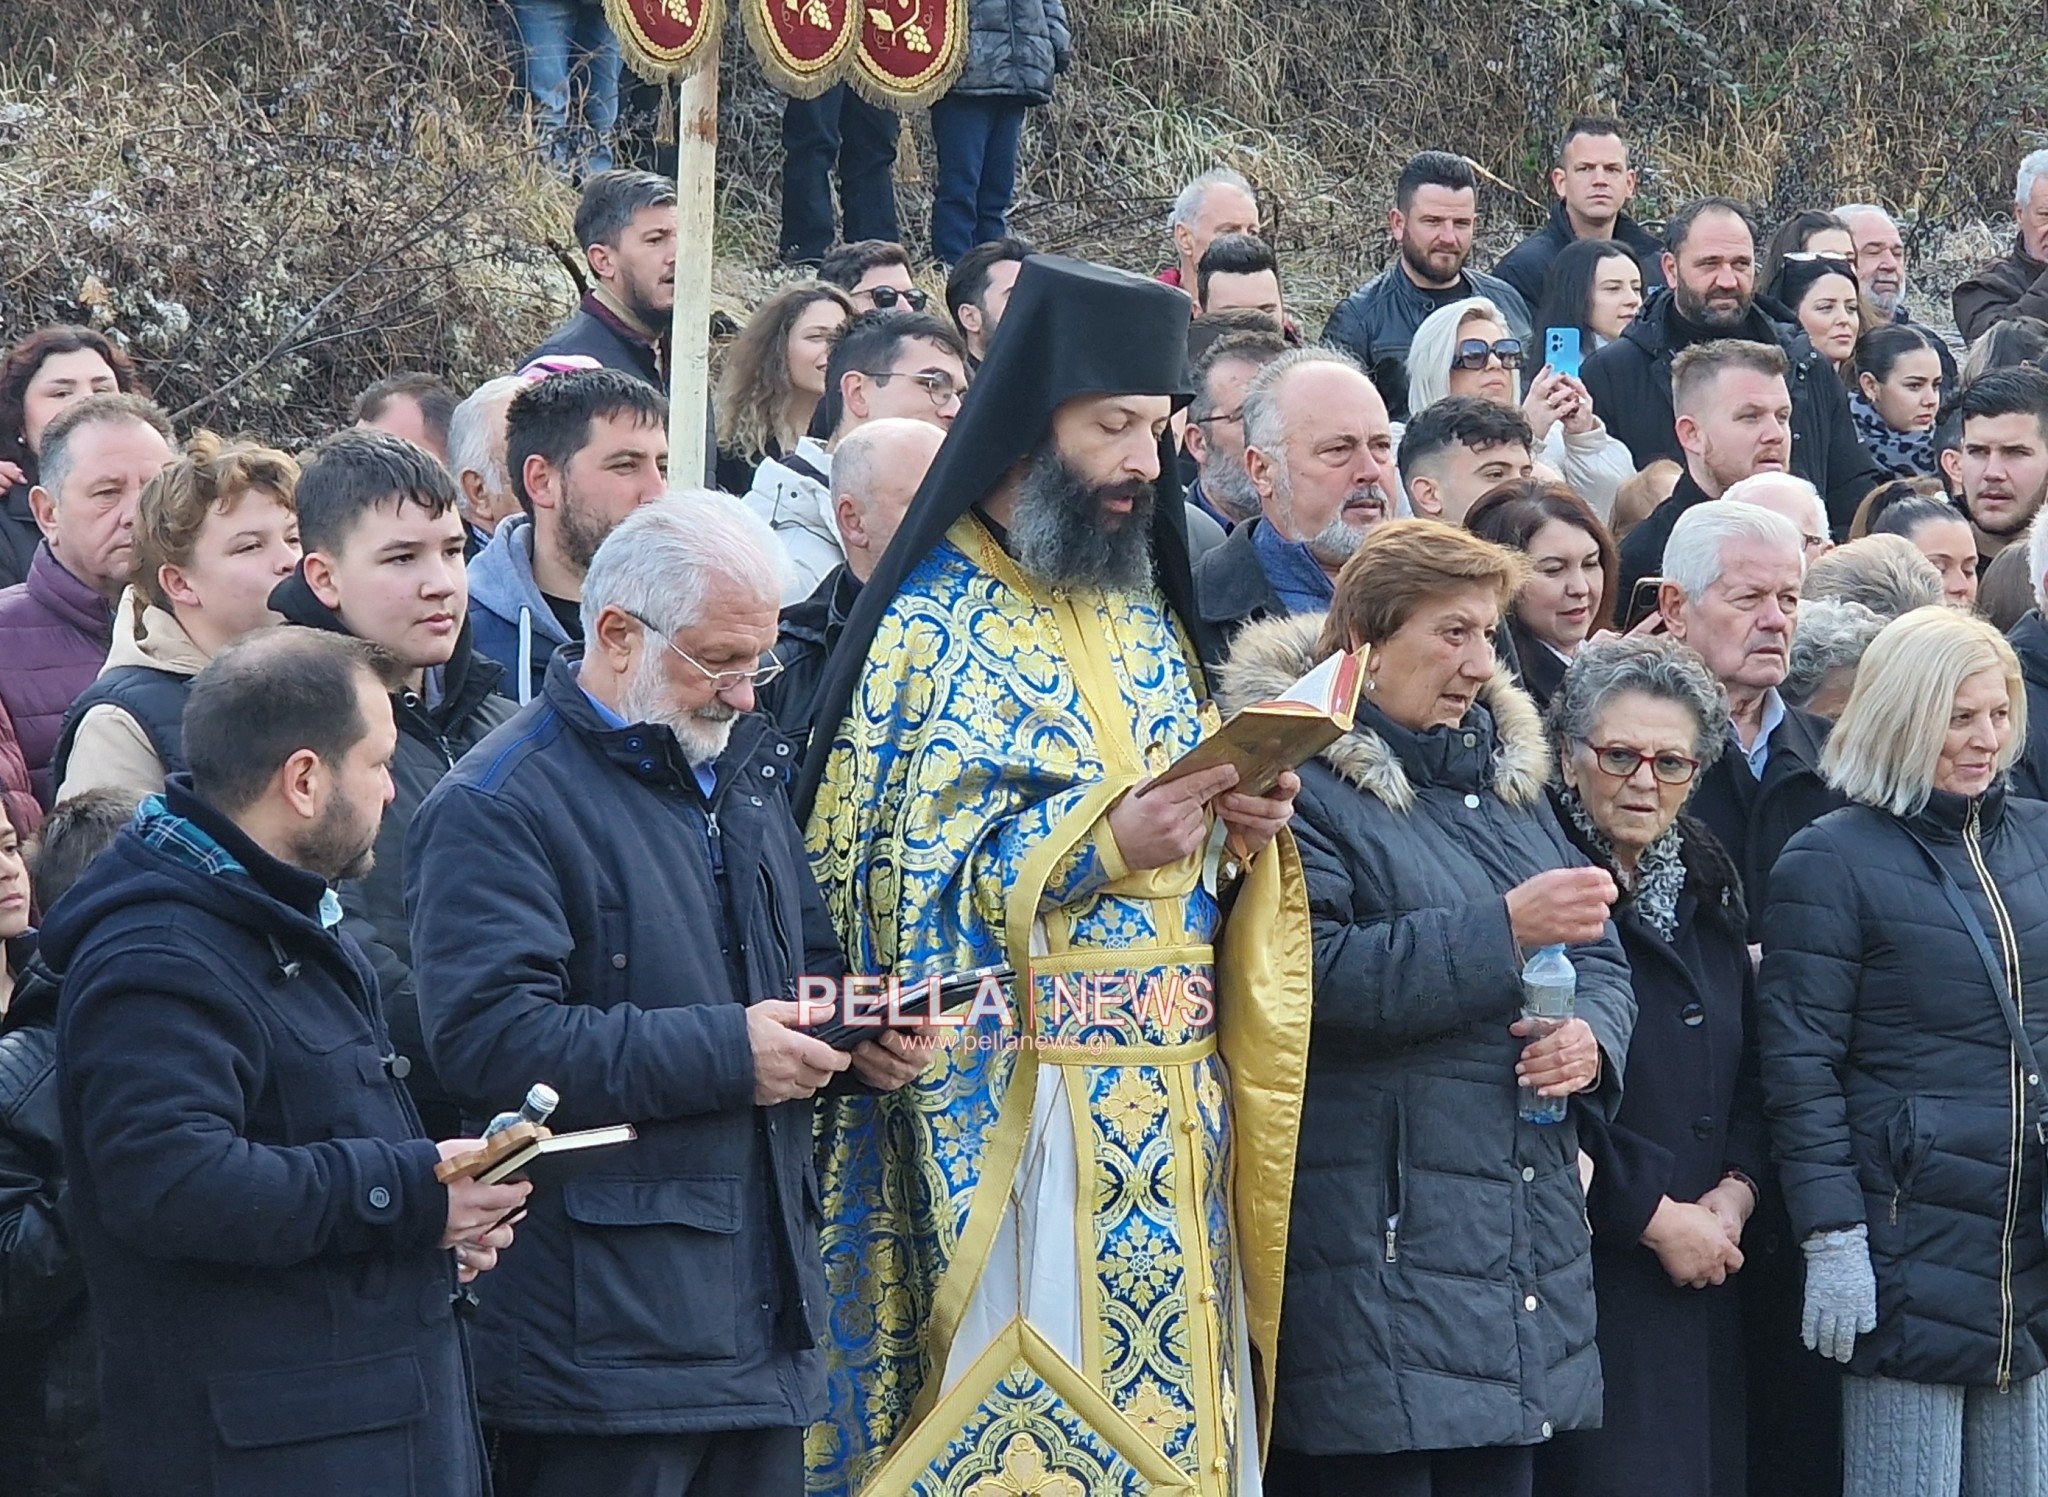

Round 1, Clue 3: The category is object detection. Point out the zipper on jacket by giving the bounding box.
[1963,803,2025,1390]
[1383,1099,1405,1263]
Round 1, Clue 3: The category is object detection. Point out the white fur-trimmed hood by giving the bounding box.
[1214,611,1551,812]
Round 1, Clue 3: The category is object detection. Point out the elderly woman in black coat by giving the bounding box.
[1220,519,1635,1497]
[1762,606,2048,1496]
[1532,636,1765,1497]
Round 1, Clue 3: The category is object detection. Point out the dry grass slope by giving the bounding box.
[2,0,2042,442]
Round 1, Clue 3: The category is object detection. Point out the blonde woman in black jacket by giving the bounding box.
[1761,606,2048,1496]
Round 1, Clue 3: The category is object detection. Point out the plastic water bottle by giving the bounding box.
[483,1082,559,1140]
[1518,946,1576,1126]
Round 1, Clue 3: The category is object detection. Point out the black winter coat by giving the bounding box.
[759,564,856,752]
[0,481,41,593]
[1540,810,1759,1497]
[528,292,665,390]
[1615,468,1713,617]
[950,0,1071,101]
[1190,516,1284,667]
[1493,200,1669,310]
[2009,609,2048,801]
[1760,789,2048,1386]
[0,950,105,1497]
[1217,613,1635,1456]
[1581,291,1885,536]
[44,781,482,1497]
[406,651,843,1434]
[1953,235,2048,344]
[1322,266,1534,421]
[271,568,516,1141]
[1688,701,1843,941]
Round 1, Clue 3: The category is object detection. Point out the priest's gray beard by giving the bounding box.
[1009,446,1157,592]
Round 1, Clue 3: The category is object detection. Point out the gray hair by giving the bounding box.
[1833,202,1894,229]
[580,489,786,641]
[1548,633,1730,772]
[445,374,526,513]
[1170,167,1255,234]
[2020,151,2048,210]
[1824,607,2027,815]
[1406,296,1507,416]
[1661,500,1804,601]
[1721,472,1829,544]
[1802,533,1944,618]
[1240,345,1366,459]
[1783,597,1886,707]
[38,392,174,506]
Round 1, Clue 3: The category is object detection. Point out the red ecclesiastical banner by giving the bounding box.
[609,0,966,107]
[848,0,967,107]
[742,0,861,98]
[607,0,723,81]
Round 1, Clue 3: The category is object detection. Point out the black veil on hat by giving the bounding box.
[794,254,1210,819]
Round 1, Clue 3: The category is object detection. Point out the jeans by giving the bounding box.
[507,0,621,174]
[779,84,901,265]
[928,93,1028,265]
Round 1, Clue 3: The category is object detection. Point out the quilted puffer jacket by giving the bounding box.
[1760,787,2048,1386]
[1221,612,1636,1454]
[950,0,1072,103]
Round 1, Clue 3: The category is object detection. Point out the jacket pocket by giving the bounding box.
[1884,1097,1937,1221]
[562,1176,741,1364]
[208,1349,424,1495]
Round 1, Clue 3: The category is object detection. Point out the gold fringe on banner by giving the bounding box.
[846,0,968,110]
[739,0,861,100]
[605,0,724,85]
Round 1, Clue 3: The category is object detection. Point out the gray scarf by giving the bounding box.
[1559,787,1687,942]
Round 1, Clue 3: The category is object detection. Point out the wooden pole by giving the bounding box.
[668,61,719,486]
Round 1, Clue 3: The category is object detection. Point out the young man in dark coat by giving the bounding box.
[408,492,927,1497]
[1493,115,1668,309]
[268,431,515,1141]
[1323,151,1533,421]
[1582,197,1884,537]
[45,629,529,1497]
[528,170,675,391]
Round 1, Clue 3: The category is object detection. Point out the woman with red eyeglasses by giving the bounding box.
[1537,633,1761,1497]
[1408,297,1638,523]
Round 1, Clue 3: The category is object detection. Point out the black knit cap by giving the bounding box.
[793,254,1207,819]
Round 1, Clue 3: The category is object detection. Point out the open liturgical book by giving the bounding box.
[1141,645,1369,799]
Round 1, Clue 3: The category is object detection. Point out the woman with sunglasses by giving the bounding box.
[1409,297,1637,521]
[1535,634,1760,1497]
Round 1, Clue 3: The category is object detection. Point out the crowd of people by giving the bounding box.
[15,98,2048,1497]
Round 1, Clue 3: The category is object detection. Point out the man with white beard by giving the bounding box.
[406,492,928,1497]
[1193,345,1398,655]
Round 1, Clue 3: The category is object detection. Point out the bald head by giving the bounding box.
[832,417,944,582]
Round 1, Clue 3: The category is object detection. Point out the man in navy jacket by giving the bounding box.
[409,491,926,1497]
[47,628,529,1497]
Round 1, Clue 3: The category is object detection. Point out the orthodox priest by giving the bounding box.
[799,256,1314,1497]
